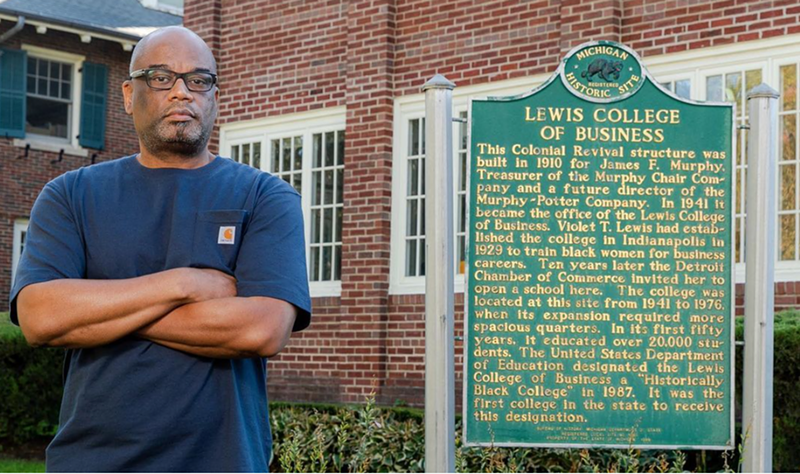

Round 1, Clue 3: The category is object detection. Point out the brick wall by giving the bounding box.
[0,24,138,308]
[180,0,800,408]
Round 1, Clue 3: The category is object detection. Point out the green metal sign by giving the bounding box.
[464,41,735,449]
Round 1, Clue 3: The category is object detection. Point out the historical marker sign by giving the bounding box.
[464,41,735,449]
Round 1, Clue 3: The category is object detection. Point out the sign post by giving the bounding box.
[423,74,456,472]
[742,84,779,473]
[464,41,736,449]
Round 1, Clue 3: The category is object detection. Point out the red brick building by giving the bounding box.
[180,0,800,407]
[0,0,181,305]
[4,1,799,408]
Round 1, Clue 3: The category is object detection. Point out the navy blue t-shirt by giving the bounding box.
[9,155,311,472]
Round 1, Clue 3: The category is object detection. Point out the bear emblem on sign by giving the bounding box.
[581,59,623,83]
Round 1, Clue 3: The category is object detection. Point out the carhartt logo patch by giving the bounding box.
[218,226,235,245]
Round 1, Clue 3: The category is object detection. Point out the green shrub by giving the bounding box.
[736,311,800,472]
[1,310,799,471]
[0,312,64,446]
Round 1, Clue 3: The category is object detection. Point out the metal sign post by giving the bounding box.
[742,84,779,473]
[422,74,456,473]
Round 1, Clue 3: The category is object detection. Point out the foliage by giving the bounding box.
[269,399,695,473]
[735,310,800,472]
[0,313,63,445]
[1,310,799,471]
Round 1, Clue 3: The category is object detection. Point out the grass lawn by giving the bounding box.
[0,458,45,473]
[0,312,19,338]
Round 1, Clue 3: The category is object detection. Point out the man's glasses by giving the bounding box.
[129,68,217,92]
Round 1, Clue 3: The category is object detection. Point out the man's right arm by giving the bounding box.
[16,268,236,348]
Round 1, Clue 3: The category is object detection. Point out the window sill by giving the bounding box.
[13,138,88,157]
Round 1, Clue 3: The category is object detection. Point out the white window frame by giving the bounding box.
[14,45,87,157]
[11,219,29,289]
[219,107,346,298]
[390,76,548,295]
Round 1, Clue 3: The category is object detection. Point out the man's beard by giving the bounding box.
[140,117,212,158]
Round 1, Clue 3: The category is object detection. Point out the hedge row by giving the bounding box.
[1,311,798,471]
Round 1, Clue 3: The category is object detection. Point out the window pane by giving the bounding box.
[282,138,291,172]
[313,133,322,168]
[337,131,345,166]
[707,75,722,102]
[310,247,320,282]
[324,169,334,205]
[420,197,426,235]
[243,143,250,166]
[335,207,342,242]
[419,238,426,276]
[336,168,344,204]
[736,218,743,263]
[410,119,420,156]
[312,171,322,206]
[406,240,417,276]
[325,131,335,167]
[781,214,796,260]
[322,246,332,280]
[38,77,47,95]
[323,208,332,243]
[311,209,320,244]
[293,172,301,193]
[253,143,261,169]
[421,118,426,154]
[781,164,796,210]
[49,80,60,98]
[294,136,303,171]
[26,96,68,138]
[782,115,796,162]
[334,245,341,280]
[408,158,419,196]
[272,140,280,172]
[232,145,239,163]
[736,170,742,213]
[676,79,691,99]
[745,69,762,103]
[782,65,797,111]
[61,81,71,100]
[725,72,742,116]
[408,199,418,236]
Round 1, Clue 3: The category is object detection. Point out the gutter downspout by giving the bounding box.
[0,15,26,44]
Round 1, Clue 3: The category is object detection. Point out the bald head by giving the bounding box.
[130,26,217,75]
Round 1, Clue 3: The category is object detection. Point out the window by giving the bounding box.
[457,111,469,274]
[402,115,469,278]
[230,142,261,169]
[271,135,303,193]
[0,45,107,154]
[704,67,763,264]
[11,219,28,288]
[779,63,799,262]
[308,131,344,282]
[660,78,691,99]
[26,56,72,139]
[220,107,346,295]
[405,118,426,277]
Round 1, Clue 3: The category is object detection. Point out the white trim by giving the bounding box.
[11,219,29,289]
[0,14,139,50]
[21,44,85,152]
[220,108,346,298]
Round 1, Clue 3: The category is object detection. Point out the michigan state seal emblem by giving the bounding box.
[561,41,644,102]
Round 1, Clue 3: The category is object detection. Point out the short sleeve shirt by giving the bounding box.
[10,155,311,472]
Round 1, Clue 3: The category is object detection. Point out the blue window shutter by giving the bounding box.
[0,48,27,139]
[79,62,108,150]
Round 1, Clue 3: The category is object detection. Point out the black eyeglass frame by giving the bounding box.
[129,68,218,92]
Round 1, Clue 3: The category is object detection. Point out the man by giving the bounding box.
[9,26,310,472]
